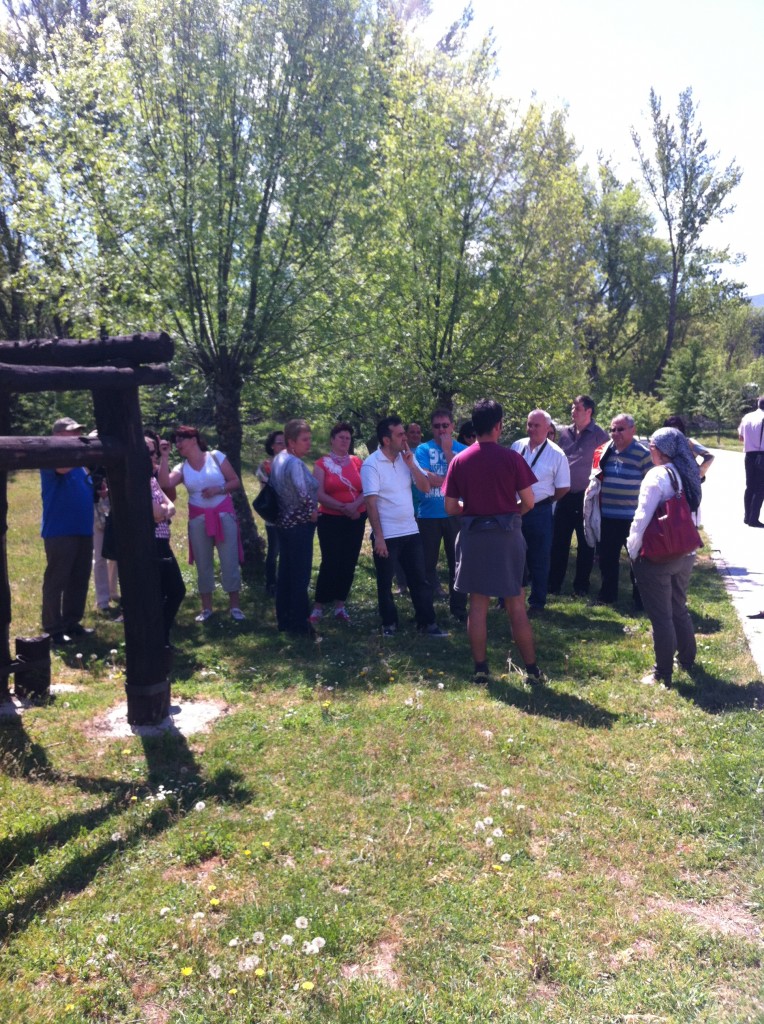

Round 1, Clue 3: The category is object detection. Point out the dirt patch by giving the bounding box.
[86,698,229,739]
[608,938,657,970]
[162,855,226,884]
[341,934,402,989]
[648,895,763,941]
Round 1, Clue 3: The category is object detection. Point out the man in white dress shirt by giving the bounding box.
[511,409,570,613]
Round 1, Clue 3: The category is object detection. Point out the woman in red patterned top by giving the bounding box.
[309,423,367,626]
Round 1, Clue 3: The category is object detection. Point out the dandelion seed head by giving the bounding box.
[295,916,309,930]
[95,933,108,945]
[228,937,240,947]
[238,954,260,971]
[208,964,222,979]
[280,934,294,946]
[159,907,171,917]
[252,931,265,944]
[194,801,206,811]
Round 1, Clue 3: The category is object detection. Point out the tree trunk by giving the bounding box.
[0,391,10,691]
[652,254,679,389]
[212,372,262,578]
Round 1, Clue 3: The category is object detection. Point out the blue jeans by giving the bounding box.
[521,502,553,608]
[276,522,316,633]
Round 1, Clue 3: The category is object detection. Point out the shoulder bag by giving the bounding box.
[640,467,702,563]
[253,481,280,525]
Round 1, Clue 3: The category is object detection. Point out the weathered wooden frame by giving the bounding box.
[0,332,174,725]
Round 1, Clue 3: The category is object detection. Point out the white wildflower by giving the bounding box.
[481,730,494,740]
[483,816,493,826]
[472,782,489,790]
[312,936,326,949]
[194,801,206,811]
[280,934,294,946]
[527,914,541,924]
[485,837,494,848]
[193,912,205,920]
[404,697,414,706]
[263,810,275,821]
[238,954,260,971]
[208,963,222,979]
[295,917,309,930]
[111,832,122,842]
[252,931,265,944]
[501,788,511,798]
[228,937,240,947]
[95,934,108,945]
[415,689,423,697]
[437,682,445,690]
[159,907,171,917]
[492,827,503,838]
[474,820,486,832]
[500,853,511,863]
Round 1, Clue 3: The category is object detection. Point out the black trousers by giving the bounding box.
[744,452,764,525]
[156,537,186,644]
[548,491,594,595]
[416,516,467,615]
[372,532,435,629]
[314,513,366,604]
[597,517,639,605]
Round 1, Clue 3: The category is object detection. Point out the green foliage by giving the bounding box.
[597,381,669,437]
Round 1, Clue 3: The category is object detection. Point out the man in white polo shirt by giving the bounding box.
[511,408,570,613]
[361,415,449,637]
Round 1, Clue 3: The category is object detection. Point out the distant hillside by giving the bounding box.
[750,294,764,308]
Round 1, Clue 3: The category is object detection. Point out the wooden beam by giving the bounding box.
[0,436,126,471]
[0,363,172,393]
[0,331,173,366]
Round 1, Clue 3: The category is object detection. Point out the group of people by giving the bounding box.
[40,418,246,650]
[41,390,719,690]
[258,396,711,689]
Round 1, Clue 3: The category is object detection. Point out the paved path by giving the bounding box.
[700,447,764,677]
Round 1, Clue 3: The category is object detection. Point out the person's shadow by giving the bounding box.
[0,702,251,936]
[487,676,620,728]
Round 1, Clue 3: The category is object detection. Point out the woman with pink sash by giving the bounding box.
[158,425,244,622]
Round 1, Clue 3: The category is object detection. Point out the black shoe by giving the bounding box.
[418,623,450,638]
[68,624,94,637]
[50,632,72,645]
[526,668,548,687]
[746,520,764,528]
[473,670,491,686]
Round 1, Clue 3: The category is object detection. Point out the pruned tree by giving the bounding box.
[631,87,742,389]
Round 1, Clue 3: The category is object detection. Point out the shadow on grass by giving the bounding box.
[0,713,252,937]
[487,677,620,729]
[675,666,764,713]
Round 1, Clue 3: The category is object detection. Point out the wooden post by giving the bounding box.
[92,386,169,726]
[0,391,11,701]
[12,635,51,700]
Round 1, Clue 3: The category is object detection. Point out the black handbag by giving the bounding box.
[253,481,280,525]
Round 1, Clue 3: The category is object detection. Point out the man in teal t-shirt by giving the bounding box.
[414,410,467,621]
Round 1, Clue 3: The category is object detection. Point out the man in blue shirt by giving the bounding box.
[414,410,468,621]
[595,413,651,606]
[41,417,95,644]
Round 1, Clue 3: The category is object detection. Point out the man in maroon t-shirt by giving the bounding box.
[444,399,546,687]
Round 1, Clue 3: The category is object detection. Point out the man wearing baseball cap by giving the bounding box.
[41,416,94,644]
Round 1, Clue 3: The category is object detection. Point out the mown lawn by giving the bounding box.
[1,468,762,1023]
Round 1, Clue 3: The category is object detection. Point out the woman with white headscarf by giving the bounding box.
[627,427,703,687]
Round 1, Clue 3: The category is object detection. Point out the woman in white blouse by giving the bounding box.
[158,425,243,622]
[627,428,703,687]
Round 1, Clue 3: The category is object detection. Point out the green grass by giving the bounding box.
[1,469,763,1023]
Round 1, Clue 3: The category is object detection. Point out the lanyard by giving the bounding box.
[522,440,547,469]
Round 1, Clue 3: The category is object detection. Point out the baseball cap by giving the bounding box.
[52,417,84,434]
